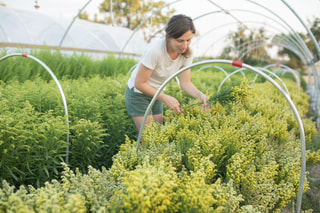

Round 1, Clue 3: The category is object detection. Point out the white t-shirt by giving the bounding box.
[127,38,193,93]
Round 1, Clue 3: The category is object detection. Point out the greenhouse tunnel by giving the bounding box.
[0,0,319,212]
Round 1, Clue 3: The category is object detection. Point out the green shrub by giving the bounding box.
[0,54,319,212]
[0,103,67,188]
[0,48,137,82]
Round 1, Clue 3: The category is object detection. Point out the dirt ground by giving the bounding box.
[304,163,320,212]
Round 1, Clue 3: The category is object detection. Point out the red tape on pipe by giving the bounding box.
[232,61,242,68]
[22,53,28,57]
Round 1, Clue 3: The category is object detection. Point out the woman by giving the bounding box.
[125,14,210,132]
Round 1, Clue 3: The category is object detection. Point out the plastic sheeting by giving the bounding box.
[0,6,147,56]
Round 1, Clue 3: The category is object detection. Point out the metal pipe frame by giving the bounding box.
[218,67,291,95]
[198,64,232,81]
[280,0,320,67]
[272,38,320,110]
[135,59,306,213]
[263,64,301,92]
[0,53,70,164]
[59,0,93,48]
[119,0,183,56]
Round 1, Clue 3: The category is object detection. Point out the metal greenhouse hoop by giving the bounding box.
[59,0,92,48]
[264,64,301,93]
[135,59,306,213]
[0,53,70,164]
[217,67,290,95]
[255,68,290,94]
[198,65,231,81]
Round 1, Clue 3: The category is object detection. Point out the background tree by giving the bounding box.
[97,0,175,42]
[219,25,272,65]
[272,17,320,70]
[272,32,306,70]
[79,11,90,21]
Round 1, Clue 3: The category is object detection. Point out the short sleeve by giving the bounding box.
[140,41,162,70]
[183,55,193,67]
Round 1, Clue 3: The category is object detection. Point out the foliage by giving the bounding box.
[0,102,67,188]
[0,48,137,83]
[1,78,318,212]
[0,75,136,187]
[0,52,319,211]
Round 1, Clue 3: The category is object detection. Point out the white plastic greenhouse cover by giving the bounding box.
[0,6,147,57]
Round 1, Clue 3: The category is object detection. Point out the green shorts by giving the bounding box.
[125,86,163,116]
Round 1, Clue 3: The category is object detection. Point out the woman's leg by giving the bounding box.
[152,114,163,124]
[132,115,151,132]
[132,114,163,132]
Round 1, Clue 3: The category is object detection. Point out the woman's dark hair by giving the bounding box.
[165,14,195,57]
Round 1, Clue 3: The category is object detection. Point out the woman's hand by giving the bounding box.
[179,69,210,112]
[197,92,210,112]
[162,94,181,113]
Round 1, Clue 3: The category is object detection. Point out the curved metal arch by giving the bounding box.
[236,40,308,84]
[236,36,307,64]
[8,9,35,43]
[0,53,70,164]
[235,41,268,60]
[281,2,320,122]
[135,59,305,213]
[244,0,320,123]
[272,35,310,65]
[191,4,314,83]
[235,40,306,88]
[272,39,320,116]
[234,38,266,53]
[272,37,310,69]
[148,6,241,44]
[153,9,226,39]
[264,0,320,64]
[59,0,92,48]
[264,64,301,92]
[217,67,247,89]
[190,11,306,67]
[217,67,290,95]
[189,7,302,54]
[272,38,316,93]
[119,0,183,56]
[198,65,231,82]
[268,68,300,92]
[236,42,270,62]
[195,18,307,63]
[191,20,236,49]
[0,24,9,42]
[244,0,314,62]
[214,8,309,61]
[206,0,248,28]
[229,7,306,51]
[126,64,138,76]
[255,67,291,94]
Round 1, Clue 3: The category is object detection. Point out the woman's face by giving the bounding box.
[168,30,193,54]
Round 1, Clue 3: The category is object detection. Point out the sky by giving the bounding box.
[1,0,320,57]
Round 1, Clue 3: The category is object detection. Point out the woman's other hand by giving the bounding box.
[197,92,210,112]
